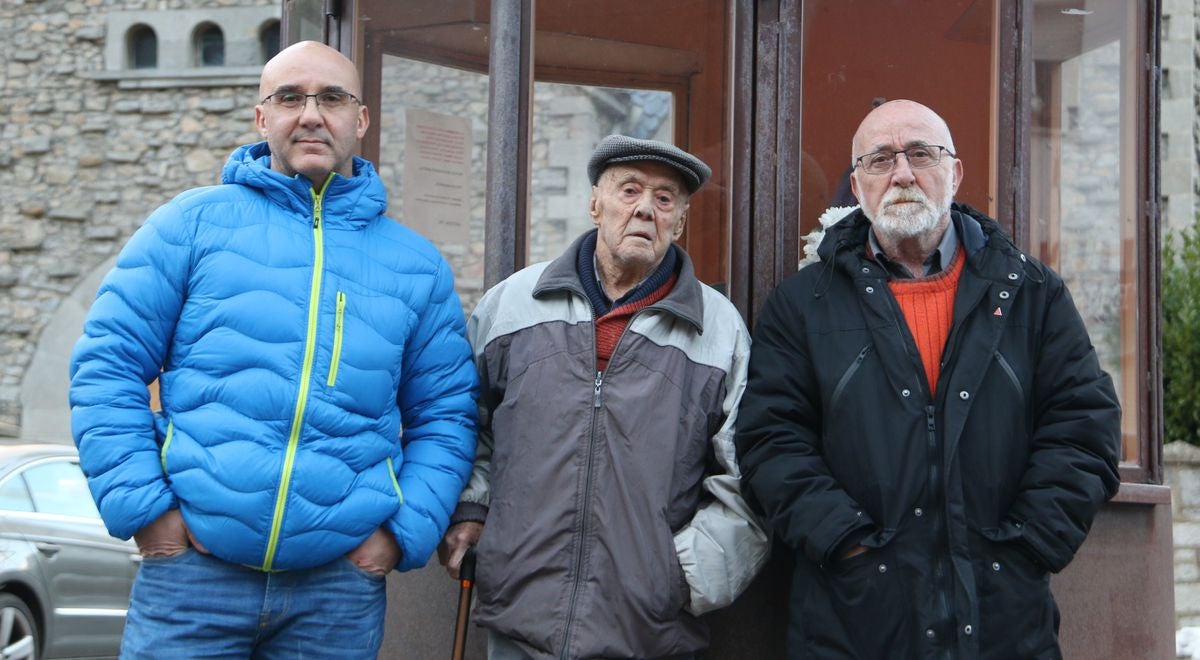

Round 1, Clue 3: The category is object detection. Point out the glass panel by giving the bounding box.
[24,461,101,519]
[0,475,34,512]
[1030,0,1140,463]
[528,83,674,266]
[800,0,996,251]
[364,1,490,315]
[196,25,225,67]
[261,21,282,63]
[129,25,157,69]
[531,0,733,288]
[284,0,325,44]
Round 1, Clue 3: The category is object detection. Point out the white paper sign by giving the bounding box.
[401,108,471,245]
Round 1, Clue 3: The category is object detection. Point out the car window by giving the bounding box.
[22,460,102,519]
[0,475,34,512]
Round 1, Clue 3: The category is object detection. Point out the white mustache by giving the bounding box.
[882,188,929,206]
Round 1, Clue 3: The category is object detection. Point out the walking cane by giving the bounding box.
[451,546,477,660]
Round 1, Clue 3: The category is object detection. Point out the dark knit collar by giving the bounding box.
[576,231,679,318]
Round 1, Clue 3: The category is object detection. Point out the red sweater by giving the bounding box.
[595,274,677,371]
[887,252,964,395]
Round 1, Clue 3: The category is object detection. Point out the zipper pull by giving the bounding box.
[312,189,323,228]
[593,371,604,408]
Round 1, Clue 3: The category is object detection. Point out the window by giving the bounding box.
[799,0,996,240]
[372,52,490,314]
[358,0,733,308]
[528,83,675,266]
[0,474,33,512]
[1028,0,1150,476]
[195,23,225,67]
[21,461,101,519]
[127,24,157,69]
[261,20,282,63]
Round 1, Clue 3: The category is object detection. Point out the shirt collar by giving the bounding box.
[868,213,959,279]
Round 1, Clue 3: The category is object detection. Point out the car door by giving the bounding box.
[18,458,138,658]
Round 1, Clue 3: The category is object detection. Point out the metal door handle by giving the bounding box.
[34,542,61,557]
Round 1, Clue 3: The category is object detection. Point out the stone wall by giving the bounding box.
[1054,40,1125,384]
[0,0,274,438]
[1,1,675,440]
[1167,442,1200,630]
[1161,0,1197,238]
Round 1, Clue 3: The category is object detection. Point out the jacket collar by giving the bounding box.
[819,202,1024,283]
[221,142,388,229]
[533,229,707,333]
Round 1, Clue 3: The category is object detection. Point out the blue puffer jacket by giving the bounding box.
[69,142,478,572]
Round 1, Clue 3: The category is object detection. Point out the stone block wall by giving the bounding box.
[0,0,274,438]
[1160,0,1198,238]
[1168,442,1200,629]
[1,0,674,440]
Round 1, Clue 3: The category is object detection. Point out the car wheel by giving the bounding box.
[0,593,38,660]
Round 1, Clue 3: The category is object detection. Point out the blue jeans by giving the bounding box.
[120,548,386,659]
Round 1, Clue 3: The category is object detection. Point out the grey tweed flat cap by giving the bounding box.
[587,135,712,194]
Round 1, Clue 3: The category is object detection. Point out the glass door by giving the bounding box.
[351,0,734,317]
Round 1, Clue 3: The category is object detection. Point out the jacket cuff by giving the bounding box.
[451,501,488,526]
[820,518,874,566]
[829,526,872,564]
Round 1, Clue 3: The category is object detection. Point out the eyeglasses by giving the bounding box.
[853,145,956,175]
[261,91,361,112]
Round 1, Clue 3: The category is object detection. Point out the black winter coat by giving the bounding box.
[735,205,1121,660]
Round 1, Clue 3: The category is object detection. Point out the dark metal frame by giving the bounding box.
[300,0,1163,488]
[484,0,533,287]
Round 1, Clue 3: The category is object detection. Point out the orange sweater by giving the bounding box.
[887,252,964,395]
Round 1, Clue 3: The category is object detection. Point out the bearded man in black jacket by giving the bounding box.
[735,99,1121,660]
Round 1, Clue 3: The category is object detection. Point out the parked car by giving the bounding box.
[0,444,138,659]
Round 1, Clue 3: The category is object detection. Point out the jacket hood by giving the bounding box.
[221,142,388,228]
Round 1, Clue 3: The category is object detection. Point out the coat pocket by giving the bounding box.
[803,531,913,658]
[973,529,1059,658]
[326,291,347,387]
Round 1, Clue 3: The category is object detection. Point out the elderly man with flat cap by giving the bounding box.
[438,135,769,660]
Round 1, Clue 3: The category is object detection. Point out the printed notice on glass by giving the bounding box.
[402,109,471,245]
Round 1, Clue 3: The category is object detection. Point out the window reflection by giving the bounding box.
[799,0,995,243]
[376,55,489,315]
[128,24,157,69]
[195,24,225,67]
[23,462,101,519]
[0,475,34,512]
[1030,0,1140,461]
[533,0,730,287]
[528,83,674,265]
[260,20,282,63]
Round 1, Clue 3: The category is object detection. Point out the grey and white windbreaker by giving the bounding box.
[456,231,769,659]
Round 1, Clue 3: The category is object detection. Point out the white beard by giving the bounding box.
[863,185,951,241]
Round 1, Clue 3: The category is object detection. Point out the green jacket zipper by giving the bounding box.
[386,457,404,506]
[159,419,175,473]
[327,291,346,387]
[262,173,334,571]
